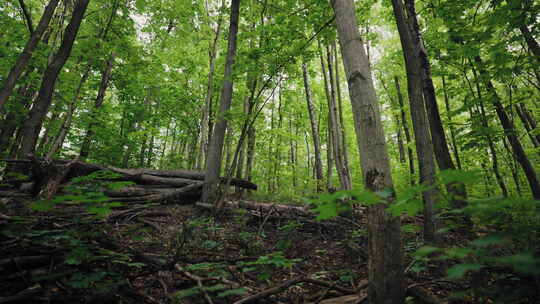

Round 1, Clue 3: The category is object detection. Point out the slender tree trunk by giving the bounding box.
[79,52,116,160]
[515,102,540,150]
[474,56,540,199]
[380,77,406,164]
[442,76,463,170]
[395,76,416,185]
[36,110,60,152]
[197,6,224,170]
[202,0,241,206]
[0,84,35,154]
[18,0,34,33]
[392,0,439,242]
[480,103,509,197]
[326,120,334,191]
[0,0,60,111]
[18,0,90,157]
[327,45,352,190]
[519,24,540,64]
[405,0,468,211]
[503,137,523,196]
[302,62,324,192]
[332,0,404,302]
[333,42,351,176]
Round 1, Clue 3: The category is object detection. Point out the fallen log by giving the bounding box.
[109,182,203,204]
[1,158,258,202]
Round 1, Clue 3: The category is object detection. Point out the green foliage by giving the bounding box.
[30,170,132,217]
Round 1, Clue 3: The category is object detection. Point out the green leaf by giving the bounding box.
[447,263,483,279]
[438,170,481,185]
[217,288,248,298]
[415,246,440,258]
[314,203,338,220]
[30,200,55,211]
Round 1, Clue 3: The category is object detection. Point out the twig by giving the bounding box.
[304,278,355,295]
[175,264,214,304]
[233,276,306,304]
[137,218,162,232]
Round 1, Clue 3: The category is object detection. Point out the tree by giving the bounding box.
[331,0,404,302]
[202,0,241,206]
[302,62,324,192]
[0,0,60,111]
[391,0,440,242]
[18,0,90,157]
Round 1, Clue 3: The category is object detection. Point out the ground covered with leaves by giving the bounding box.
[1,195,538,303]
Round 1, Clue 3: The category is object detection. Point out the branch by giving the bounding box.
[18,0,34,34]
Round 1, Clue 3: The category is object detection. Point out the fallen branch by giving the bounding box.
[406,284,447,304]
[233,275,306,304]
[175,264,214,304]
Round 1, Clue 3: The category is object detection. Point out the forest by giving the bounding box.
[0,0,539,303]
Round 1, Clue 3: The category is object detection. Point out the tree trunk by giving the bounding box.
[473,55,540,199]
[0,84,35,155]
[202,0,241,206]
[18,0,90,157]
[197,5,224,170]
[404,0,468,210]
[333,42,351,183]
[515,102,540,149]
[0,0,60,111]
[395,76,416,185]
[441,75,462,170]
[18,0,34,33]
[326,120,334,191]
[331,0,404,302]
[392,0,439,243]
[327,45,352,190]
[79,52,116,160]
[302,62,324,192]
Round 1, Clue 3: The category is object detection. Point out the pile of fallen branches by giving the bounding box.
[0,157,257,204]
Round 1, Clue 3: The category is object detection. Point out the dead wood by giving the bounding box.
[233,276,307,304]
[0,191,31,198]
[175,264,215,304]
[109,182,203,203]
[318,294,367,304]
[1,158,258,205]
[406,284,447,304]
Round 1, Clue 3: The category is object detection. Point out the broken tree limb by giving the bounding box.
[233,276,306,304]
[175,264,214,304]
[109,182,203,204]
[1,158,258,190]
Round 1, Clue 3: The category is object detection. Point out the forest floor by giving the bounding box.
[1,196,473,304]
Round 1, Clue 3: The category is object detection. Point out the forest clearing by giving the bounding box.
[1,0,539,303]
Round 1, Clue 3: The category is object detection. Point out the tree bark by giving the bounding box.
[331,0,404,302]
[395,76,416,185]
[18,0,34,33]
[0,0,60,111]
[302,62,324,192]
[197,4,224,170]
[473,55,540,199]
[79,52,116,160]
[333,42,351,180]
[392,0,439,243]
[441,75,462,170]
[203,0,241,206]
[404,0,468,210]
[18,0,90,157]
[326,45,352,190]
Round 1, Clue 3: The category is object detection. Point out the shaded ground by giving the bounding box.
[0,196,480,303]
